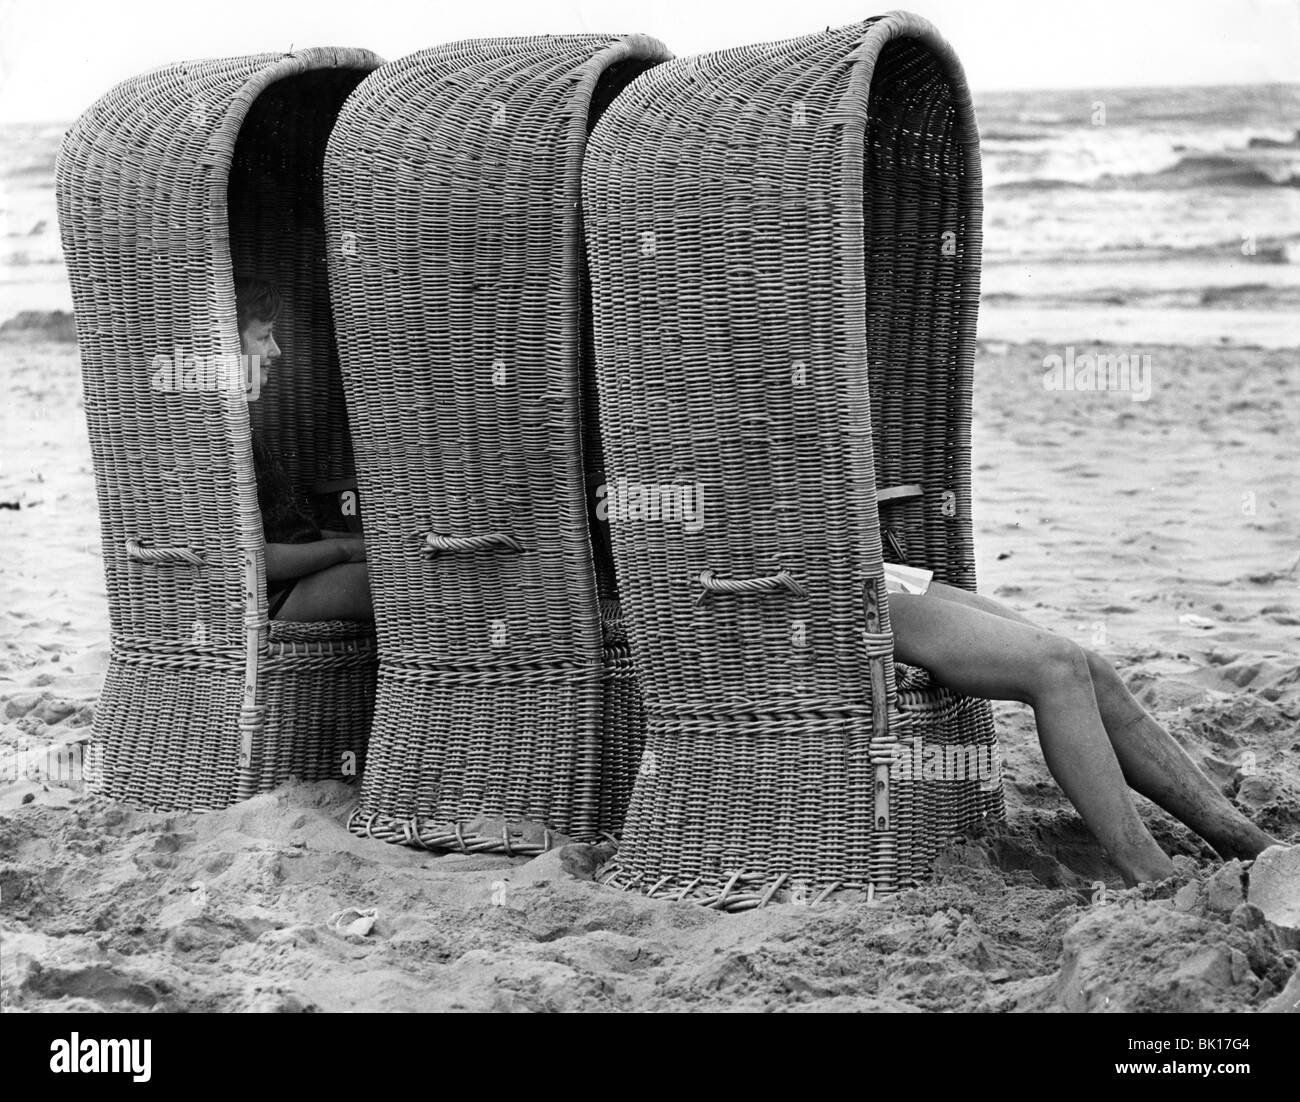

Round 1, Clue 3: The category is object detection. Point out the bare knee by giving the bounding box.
[1026,634,1091,698]
[1082,647,1127,699]
[334,563,373,620]
[1083,647,1115,679]
[277,563,373,622]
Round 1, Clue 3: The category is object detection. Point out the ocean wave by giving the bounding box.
[1015,111,1068,126]
[992,150,1300,192]
[983,123,1300,189]
[979,283,1300,311]
[1145,151,1300,189]
[991,177,1090,193]
[981,128,1054,142]
[1248,130,1300,149]
[1087,236,1300,262]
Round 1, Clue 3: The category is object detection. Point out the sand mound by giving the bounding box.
[1,778,1295,1013]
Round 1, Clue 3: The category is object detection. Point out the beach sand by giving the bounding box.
[2,329,1297,1013]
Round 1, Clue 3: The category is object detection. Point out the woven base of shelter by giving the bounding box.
[892,673,1005,887]
[596,664,1004,911]
[343,636,645,855]
[337,652,645,855]
[342,661,607,854]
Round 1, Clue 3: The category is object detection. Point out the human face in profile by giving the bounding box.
[239,319,281,399]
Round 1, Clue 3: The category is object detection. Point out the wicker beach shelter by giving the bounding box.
[56,49,383,810]
[325,34,673,853]
[582,12,1004,908]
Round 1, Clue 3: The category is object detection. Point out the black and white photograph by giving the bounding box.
[0,0,1297,1044]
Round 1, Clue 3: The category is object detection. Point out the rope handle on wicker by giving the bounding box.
[695,568,807,605]
[417,532,524,557]
[125,538,206,567]
[876,484,923,505]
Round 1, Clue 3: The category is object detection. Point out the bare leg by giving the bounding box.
[1083,653,1280,859]
[925,583,1279,860]
[275,563,373,622]
[889,592,1175,885]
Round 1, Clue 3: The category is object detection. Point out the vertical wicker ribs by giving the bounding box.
[582,13,1004,908]
[325,35,672,852]
[56,49,382,811]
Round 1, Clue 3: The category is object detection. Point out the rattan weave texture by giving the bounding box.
[582,12,1004,907]
[326,34,672,853]
[57,48,382,810]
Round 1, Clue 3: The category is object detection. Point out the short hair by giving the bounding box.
[234,279,283,333]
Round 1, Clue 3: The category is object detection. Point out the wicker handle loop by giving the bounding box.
[420,532,524,557]
[695,568,807,604]
[125,538,206,567]
[876,483,924,505]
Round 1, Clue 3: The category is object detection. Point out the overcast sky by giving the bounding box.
[0,0,1297,122]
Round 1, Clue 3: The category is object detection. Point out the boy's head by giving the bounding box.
[234,279,283,397]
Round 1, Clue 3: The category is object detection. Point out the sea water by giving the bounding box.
[1,84,1297,343]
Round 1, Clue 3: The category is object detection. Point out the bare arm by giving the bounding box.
[265,537,365,581]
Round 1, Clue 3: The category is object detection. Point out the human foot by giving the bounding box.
[1114,850,1177,887]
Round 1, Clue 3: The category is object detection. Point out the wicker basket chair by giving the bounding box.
[582,12,1004,908]
[56,48,383,811]
[325,34,673,854]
